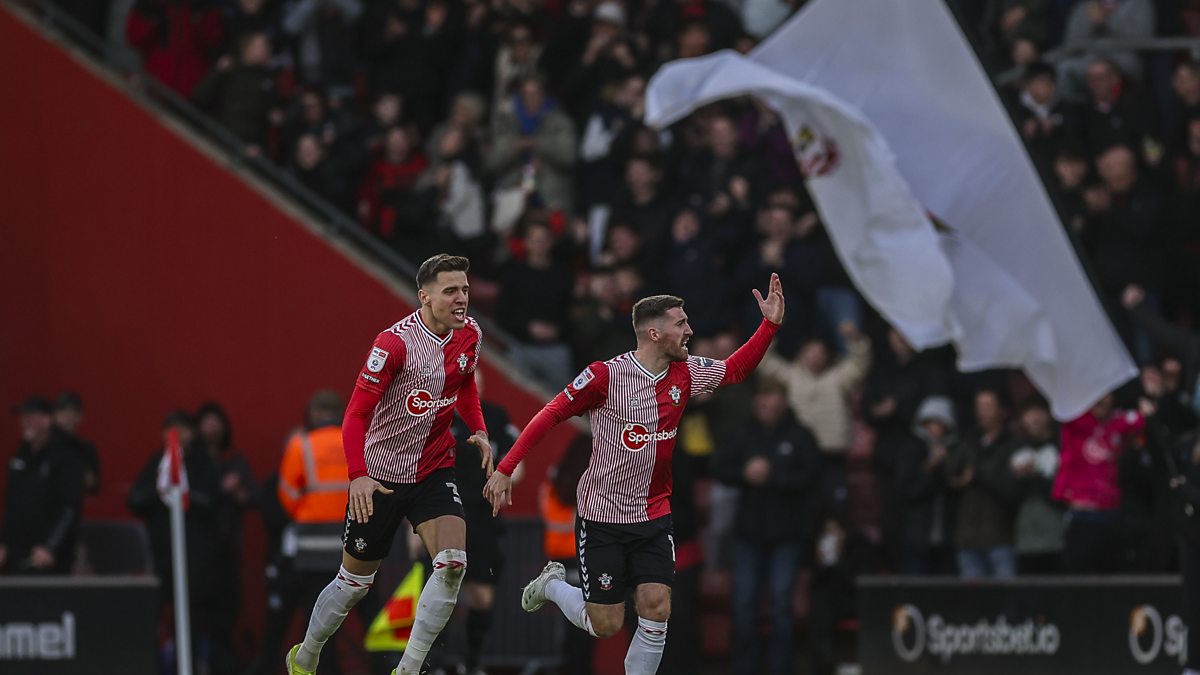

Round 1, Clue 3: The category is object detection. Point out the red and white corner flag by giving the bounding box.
[156,427,189,509]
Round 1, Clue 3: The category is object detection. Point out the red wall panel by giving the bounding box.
[0,1,571,628]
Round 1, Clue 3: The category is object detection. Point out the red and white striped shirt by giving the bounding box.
[498,319,779,523]
[343,311,486,483]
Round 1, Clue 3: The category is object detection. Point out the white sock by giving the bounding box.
[296,566,375,670]
[546,578,598,636]
[396,549,467,674]
[624,617,667,675]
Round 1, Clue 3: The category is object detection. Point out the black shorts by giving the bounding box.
[343,468,464,561]
[577,515,675,605]
[463,504,504,583]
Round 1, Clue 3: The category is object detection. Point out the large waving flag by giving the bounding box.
[645,0,1135,420]
[365,562,425,652]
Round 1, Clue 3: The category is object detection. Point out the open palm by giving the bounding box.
[752,273,785,325]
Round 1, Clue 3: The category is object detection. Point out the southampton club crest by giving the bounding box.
[669,385,682,406]
[598,573,613,591]
[457,353,469,372]
[354,538,367,553]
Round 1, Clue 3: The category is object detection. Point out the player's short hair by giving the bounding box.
[632,294,685,330]
[416,254,470,288]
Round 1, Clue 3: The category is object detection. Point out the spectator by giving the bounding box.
[758,323,871,515]
[1124,284,1200,421]
[416,125,488,258]
[195,402,257,675]
[1070,58,1161,162]
[221,0,280,53]
[449,371,520,675]
[945,388,1020,579]
[289,133,350,208]
[281,87,349,162]
[984,0,1051,68]
[487,75,578,217]
[715,379,821,675]
[680,114,760,233]
[427,91,488,162]
[280,0,360,97]
[125,0,224,97]
[577,74,647,212]
[570,267,634,368]
[560,3,641,122]
[1166,61,1200,148]
[0,396,85,574]
[864,327,946,569]
[54,391,100,495]
[495,222,576,384]
[1052,393,1153,573]
[357,126,435,254]
[1058,0,1155,101]
[128,411,226,673]
[1081,144,1164,360]
[1048,145,1090,236]
[1012,61,1070,179]
[645,0,743,55]
[359,0,454,131]
[492,21,542,111]
[192,32,282,150]
[1009,399,1064,573]
[894,396,958,575]
[656,207,729,338]
[608,157,676,264]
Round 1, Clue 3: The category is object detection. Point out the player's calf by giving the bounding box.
[585,603,626,638]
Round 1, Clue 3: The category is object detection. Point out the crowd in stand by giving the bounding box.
[12,0,1200,673]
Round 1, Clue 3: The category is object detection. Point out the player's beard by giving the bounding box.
[667,340,689,362]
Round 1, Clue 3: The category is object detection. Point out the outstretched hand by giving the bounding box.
[752,273,785,325]
[482,471,513,517]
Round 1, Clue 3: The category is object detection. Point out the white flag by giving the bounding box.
[645,0,1136,421]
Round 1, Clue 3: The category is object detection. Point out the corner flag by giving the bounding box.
[365,562,425,652]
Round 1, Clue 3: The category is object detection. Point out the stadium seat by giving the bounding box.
[74,519,153,575]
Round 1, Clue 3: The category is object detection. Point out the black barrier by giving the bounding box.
[859,575,1189,674]
[0,576,158,675]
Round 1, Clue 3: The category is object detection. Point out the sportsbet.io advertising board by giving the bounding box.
[859,576,1188,674]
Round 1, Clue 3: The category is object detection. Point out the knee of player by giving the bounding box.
[638,592,671,622]
[435,549,468,585]
[588,609,624,638]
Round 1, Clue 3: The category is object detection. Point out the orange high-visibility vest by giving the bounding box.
[278,426,350,523]
[539,481,576,560]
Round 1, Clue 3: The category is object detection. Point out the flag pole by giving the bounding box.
[166,428,193,675]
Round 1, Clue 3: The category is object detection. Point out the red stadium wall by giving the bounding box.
[0,0,571,637]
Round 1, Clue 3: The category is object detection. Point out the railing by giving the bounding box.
[994,35,1200,86]
[13,0,532,363]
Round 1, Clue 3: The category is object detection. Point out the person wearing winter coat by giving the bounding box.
[893,396,958,575]
[945,388,1021,579]
[486,75,578,216]
[1009,399,1064,573]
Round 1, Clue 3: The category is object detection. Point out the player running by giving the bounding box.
[483,273,785,675]
[287,254,493,675]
